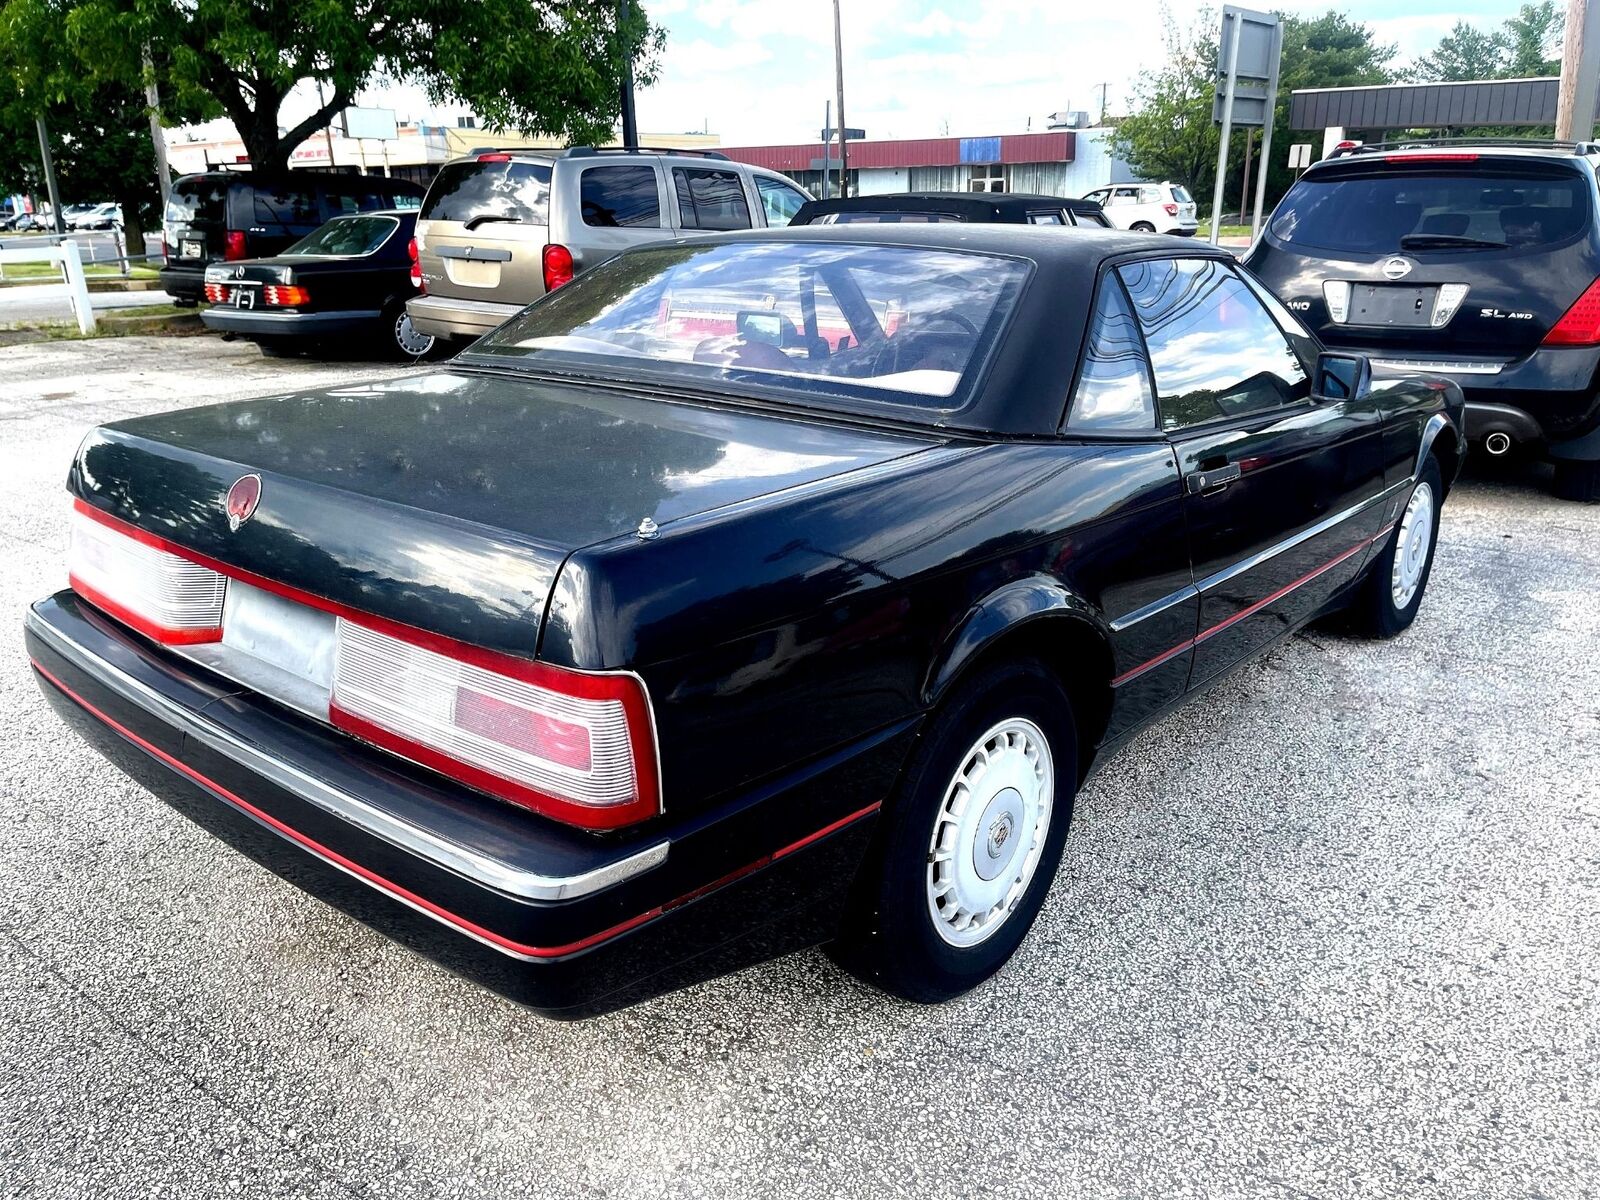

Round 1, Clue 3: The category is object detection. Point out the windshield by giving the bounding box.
[468,241,1029,411]
[1269,169,1589,253]
[285,215,399,257]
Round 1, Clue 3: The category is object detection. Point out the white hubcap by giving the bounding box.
[394,312,434,357]
[926,718,1054,947]
[1390,480,1435,610]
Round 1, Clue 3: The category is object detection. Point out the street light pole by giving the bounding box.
[142,46,171,211]
[619,0,640,149]
[35,115,66,235]
[832,0,849,197]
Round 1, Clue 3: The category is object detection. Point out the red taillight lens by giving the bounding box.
[223,230,247,261]
[330,620,659,829]
[203,282,233,303]
[542,243,574,291]
[263,284,311,307]
[1163,203,1179,216]
[477,153,512,162]
[407,236,422,290]
[161,236,169,261]
[68,501,226,645]
[1385,152,1478,163]
[1543,278,1600,346]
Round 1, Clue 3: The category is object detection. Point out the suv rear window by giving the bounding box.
[1269,168,1590,253]
[254,187,319,225]
[166,177,228,227]
[420,159,552,225]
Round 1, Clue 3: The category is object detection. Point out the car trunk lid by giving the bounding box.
[69,369,937,660]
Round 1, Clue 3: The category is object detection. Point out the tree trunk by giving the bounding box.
[116,187,146,268]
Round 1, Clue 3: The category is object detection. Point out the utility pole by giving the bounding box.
[142,46,171,210]
[316,80,337,166]
[821,100,831,200]
[832,0,849,197]
[1557,0,1600,141]
[618,0,640,149]
[35,116,65,234]
[1097,82,1109,126]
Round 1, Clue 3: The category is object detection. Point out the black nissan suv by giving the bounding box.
[1246,140,1600,500]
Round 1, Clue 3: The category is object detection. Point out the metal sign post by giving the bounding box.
[1210,6,1280,245]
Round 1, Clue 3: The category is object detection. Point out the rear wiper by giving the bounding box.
[463,214,519,231]
[1398,233,1508,250]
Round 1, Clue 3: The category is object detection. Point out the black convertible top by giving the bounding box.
[792,191,1109,227]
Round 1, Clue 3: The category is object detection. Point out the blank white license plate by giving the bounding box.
[234,287,257,310]
[181,240,203,259]
[178,579,336,718]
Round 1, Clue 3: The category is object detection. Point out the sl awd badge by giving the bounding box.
[225,473,262,531]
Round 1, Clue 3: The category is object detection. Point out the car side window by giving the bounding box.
[1068,275,1156,432]
[756,176,808,225]
[1117,257,1309,432]
[1027,211,1065,225]
[674,168,753,231]
[580,165,662,228]
[254,187,318,225]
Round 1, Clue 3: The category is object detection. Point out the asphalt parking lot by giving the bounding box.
[2,336,1597,1199]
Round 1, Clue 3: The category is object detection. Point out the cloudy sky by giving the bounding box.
[263,0,1535,148]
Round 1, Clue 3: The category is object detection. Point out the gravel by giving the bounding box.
[2,337,1597,1199]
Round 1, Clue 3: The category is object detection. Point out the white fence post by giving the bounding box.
[59,239,95,335]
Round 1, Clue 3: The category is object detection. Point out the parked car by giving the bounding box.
[160,171,425,306]
[1082,181,1199,235]
[407,146,813,344]
[1247,139,1600,500]
[61,203,99,229]
[790,191,1112,227]
[70,202,122,231]
[198,210,435,359]
[26,226,1462,1017]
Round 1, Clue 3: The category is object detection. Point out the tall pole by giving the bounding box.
[142,47,171,210]
[1208,8,1243,246]
[1238,128,1253,224]
[316,80,337,166]
[1097,83,1109,126]
[1557,0,1600,141]
[1249,20,1284,242]
[35,115,65,234]
[832,0,849,197]
[618,0,639,149]
[821,100,831,200]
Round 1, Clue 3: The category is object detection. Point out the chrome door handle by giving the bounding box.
[1185,463,1242,495]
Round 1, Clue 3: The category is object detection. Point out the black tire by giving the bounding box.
[1130,221,1156,232]
[1552,457,1600,502]
[828,659,1078,1003]
[1354,455,1443,638]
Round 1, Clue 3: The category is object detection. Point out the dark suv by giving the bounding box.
[1246,140,1600,500]
[160,171,423,306]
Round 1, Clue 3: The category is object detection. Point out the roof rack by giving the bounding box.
[1331,136,1600,159]
[564,145,730,161]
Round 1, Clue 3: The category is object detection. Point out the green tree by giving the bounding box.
[1411,21,1509,81]
[1109,10,1228,206]
[1503,1,1563,75]
[1411,2,1563,81]
[56,0,665,174]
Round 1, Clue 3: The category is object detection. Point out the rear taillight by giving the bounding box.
[1163,203,1179,216]
[160,236,169,261]
[68,501,225,645]
[263,284,311,307]
[1385,152,1478,163]
[542,243,574,291]
[223,230,247,261]
[1543,278,1600,345]
[330,620,659,829]
[407,236,422,290]
[203,282,233,303]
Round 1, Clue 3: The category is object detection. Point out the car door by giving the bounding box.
[1118,255,1389,687]
[671,166,756,233]
[573,162,669,272]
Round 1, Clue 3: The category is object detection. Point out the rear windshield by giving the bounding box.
[810,211,966,224]
[420,159,551,225]
[1171,185,1194,204]
[468,241,1028,412]
[285,215,399,257]
[166,177,228,226]
[1269,168,1590,253]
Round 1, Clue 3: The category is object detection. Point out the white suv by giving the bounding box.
[1081,182,1198,236]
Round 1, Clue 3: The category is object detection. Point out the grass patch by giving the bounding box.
[0,302,202,343]
[1196,222,1253,238]
[0,261,159,281]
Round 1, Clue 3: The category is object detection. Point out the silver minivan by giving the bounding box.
[407,147,813,342]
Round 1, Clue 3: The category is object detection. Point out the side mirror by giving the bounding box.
[1314,352,1371,402]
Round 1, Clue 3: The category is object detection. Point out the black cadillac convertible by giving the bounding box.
[26,226,1463,1016]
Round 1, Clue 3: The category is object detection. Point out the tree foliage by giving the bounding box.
[1112,8,1395,216]
[1411,2,1563,81]
[54,0,667,173]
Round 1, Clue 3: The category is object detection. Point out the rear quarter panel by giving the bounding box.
[540,439,1188,812]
